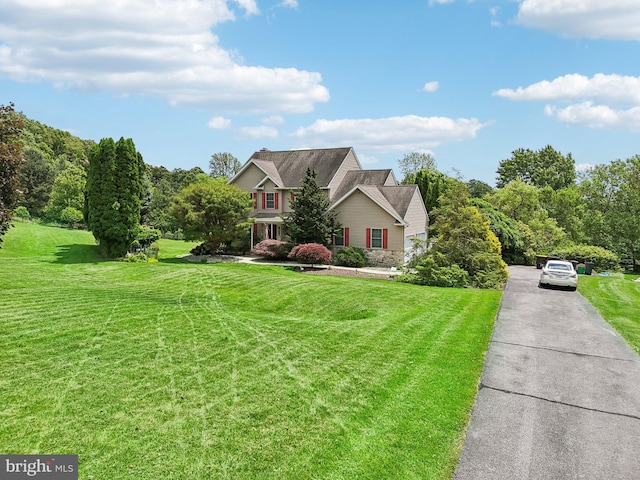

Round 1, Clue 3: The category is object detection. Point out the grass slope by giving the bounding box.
[0,222,501,479]
[579,274,640,354]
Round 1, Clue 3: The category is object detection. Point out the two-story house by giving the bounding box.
[229,147,428,267]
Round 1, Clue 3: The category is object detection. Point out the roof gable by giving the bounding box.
[331,169,396,201]
[248,147,355,188]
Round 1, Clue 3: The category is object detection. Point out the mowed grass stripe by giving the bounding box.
[579,274,640,354]
[1,222,501,479]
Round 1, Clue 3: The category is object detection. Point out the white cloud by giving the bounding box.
[240,125,280,138]
[494,74,640,105]
[279,0,299,9]
[421,81,440,93]
[356,153,379,166]
[233,0,259,16]
[429,0,455,5]
[0,0,329,114]
[262,115,285,125]
[207,116,231,129]
[496,73,640,131]
[545,102,640,131]
[290,115,488,153]
[515,0,640,41]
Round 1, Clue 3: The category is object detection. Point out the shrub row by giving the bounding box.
[551,244,620,271]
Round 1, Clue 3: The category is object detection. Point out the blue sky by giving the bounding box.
[1,1,639,185]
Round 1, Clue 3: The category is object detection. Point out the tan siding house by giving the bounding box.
[230,147,429,267]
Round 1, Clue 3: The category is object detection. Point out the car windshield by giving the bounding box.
[547,262,571,271]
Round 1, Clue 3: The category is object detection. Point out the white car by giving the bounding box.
[538,260,578,291]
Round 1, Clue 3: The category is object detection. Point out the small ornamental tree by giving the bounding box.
[288,243,332,265]
[283,168,340,247]
[252,239,290,259]
[60,207,84,228]
[171,177,253,254]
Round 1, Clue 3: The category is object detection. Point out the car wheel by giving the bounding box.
[538,282,545,289]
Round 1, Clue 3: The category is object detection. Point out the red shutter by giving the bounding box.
[253,224,258,235]
[344,228,350,247]
[366,228,371,248]
[262,192,266,209]
[275,193,279,209]
[383,228,388,249]
[290,193,295,202]
[253,193,257,209]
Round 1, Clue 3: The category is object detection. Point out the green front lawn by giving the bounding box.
[579,273,640,354]
[0,222,501,479]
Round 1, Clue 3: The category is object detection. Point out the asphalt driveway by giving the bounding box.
[454,266,640,479]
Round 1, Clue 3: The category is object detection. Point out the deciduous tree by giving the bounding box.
[45,162,86,222]
[496,145,576,190]
[18,147,56,217]
[171,177,253,253]
[580,156,640,272]
[397,152,436,180]
[0,103,24,246]
[210,152,241,179]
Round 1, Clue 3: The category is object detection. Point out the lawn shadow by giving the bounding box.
[158,257,190,265]
[52,244,109,264]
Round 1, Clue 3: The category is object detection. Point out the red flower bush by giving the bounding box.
[251,239,290,259]
[288,243,332,265]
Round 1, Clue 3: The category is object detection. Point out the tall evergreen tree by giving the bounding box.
[86,137,143,257]
[283,168,339,247]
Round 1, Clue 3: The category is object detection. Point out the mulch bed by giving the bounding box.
[296,266,397,281]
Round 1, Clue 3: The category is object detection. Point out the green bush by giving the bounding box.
[13,206,30,221]
[121,252,147,262]
[134,226,162,251]
[399,254,469,288]
[60,207,84,227]
[333,247,367,268]
[553,244,621,271]
[469,252,509,289]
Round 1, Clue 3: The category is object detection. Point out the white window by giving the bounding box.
[266,192,275,209]
[371,228,383,248]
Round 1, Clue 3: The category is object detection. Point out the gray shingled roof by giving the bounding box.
[249,147,353,188]
[377,185,418,219]
[331,169,394,201]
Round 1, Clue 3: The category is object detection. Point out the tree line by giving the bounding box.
[1,106,638,277]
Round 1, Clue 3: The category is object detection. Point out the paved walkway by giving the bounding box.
[454,266,640,480]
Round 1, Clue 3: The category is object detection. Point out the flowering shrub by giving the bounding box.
[288,243,332,265]
[252,239,290,259]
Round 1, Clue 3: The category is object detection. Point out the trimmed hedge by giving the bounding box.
[552,244,621,271]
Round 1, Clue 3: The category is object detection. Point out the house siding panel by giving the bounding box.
[233,164,266,190]
[403,188,429,238]
[327,149,361,199]
[335,191,404,251]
